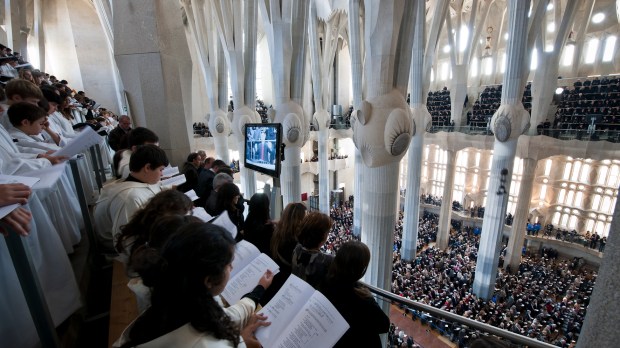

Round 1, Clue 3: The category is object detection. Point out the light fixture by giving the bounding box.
[443,45,451,53]
[592,13,605,24]
[547,3,554,11]
[555,87,564,95]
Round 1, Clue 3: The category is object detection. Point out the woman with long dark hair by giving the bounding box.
[214,182,244,238]
[116,223,271,347]
[320,241,390,348]
[291,212,334,289]
[260,202,307,305]
[243,193,273,254]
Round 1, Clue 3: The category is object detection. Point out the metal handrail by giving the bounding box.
[361,282,558,348]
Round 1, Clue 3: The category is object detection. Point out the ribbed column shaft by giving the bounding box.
[318,130,329,214]
[280,147,301,207]
[577,193,620,347]
[361,163,400,291]
[473,139,517,299]
[402,132,424,259]
[505,158,537,271]
[436,149,457,250]
[237,140,256,198]
[214,136,230,164]
[353,149,363,237]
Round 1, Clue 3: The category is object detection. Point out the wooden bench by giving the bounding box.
[108,260,138,347]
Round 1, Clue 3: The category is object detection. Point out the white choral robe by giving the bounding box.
[94,179,164,247]
[1,125,83,252]
[0,174,81,348]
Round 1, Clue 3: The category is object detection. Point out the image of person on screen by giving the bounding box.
[254,130,274,164]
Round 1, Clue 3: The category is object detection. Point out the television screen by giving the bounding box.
[244,123,282,178]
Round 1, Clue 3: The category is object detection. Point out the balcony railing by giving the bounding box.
[362,282,559,348]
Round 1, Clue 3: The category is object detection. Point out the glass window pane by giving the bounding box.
[598,166,608,185]
[585,38,599,64]
[563,163,572,180]
[558,189,566,204]
[603,36,616,62]
[592,195,601,210]
[580,164,590,183]
[572,162,581,181]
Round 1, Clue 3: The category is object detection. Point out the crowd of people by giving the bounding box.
[0,42,131,347]
[318,196,599,348]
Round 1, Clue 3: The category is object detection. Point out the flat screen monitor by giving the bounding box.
[244,123,282,178]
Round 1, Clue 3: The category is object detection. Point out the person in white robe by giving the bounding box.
[94,145,169,249]
[0,167,81,348]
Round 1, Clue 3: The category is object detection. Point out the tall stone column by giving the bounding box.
[401,0,430,261]
[577,190,620,348]
[113,0,192,164]
[348,0,363,237]
[504,157,537,271]
[436,149,457,250]
[32,0,45,70]
[473,0,531,300]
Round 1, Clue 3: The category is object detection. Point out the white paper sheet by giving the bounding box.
[161,166,179,177]
[184,189,199,201]
[161,174,186,187]
[53,127,102,158]
[191,207,213,222]
[211,211,237,239]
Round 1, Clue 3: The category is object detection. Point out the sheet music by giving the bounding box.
[0,174,40,219]
[184,189,199,201]
[211,211,237,239]
[162,166,179,177]
[192,207,212,222]
[161,174,186,187]
[53,126,102,157]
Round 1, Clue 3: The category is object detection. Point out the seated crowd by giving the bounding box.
[468,83,531,130]
[552,76,620,141]
[319,197,598,348]
[426,87,452,128]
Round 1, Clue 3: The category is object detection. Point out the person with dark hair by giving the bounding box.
[196,158,227,205]
[115,126,160,179]
[94,144,170,249]
[108,115,132,151]
[115,189,193,262]
[213,182,244,239]
[244,193,274,255]
[177,152,201,193]
[291,212,334,289]
[7,102,65,153]
[115,223,272,347]
[320,241,390,348]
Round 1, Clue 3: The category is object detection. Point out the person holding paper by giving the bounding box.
[115,222,272,348]
[0,183,32,236]
[291,212,335,289]
[262,202,307,305]
[7,102,64,153]
[115,189,193,262]
[320,241,390,348]
[94,145,169,249]
[243,193,274,255]
[213,182,244,240]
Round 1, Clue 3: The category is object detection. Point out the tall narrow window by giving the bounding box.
[571,161,582,181]
[574,191,583,208]
[475,152,481,167]
[563,163,572,180]
[558,189,566,204]
[608,165,619,187]
[568,216,578,229]
[592,194,601,210]
[585,38,599,64]
[544,159,553,176]
[552,212,560,225]
[562,44,575,66]
[566,190,575,205]
[441,62,449,80]
[539,184,547,200]
[603,36,616,62]
[580,164,590,182]
[598,166,608,185]
[500,52,507,73]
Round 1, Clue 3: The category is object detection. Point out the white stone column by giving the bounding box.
[348,0,363,237]
[472,0,531,300]
[436,149,457,250]
[32,0,45,70]
[577,192,620,348]
[504,157,537,271]
[361,163,400,290]
[318,129,329,213]
[401,0,428,260]
[281,146,301,206]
